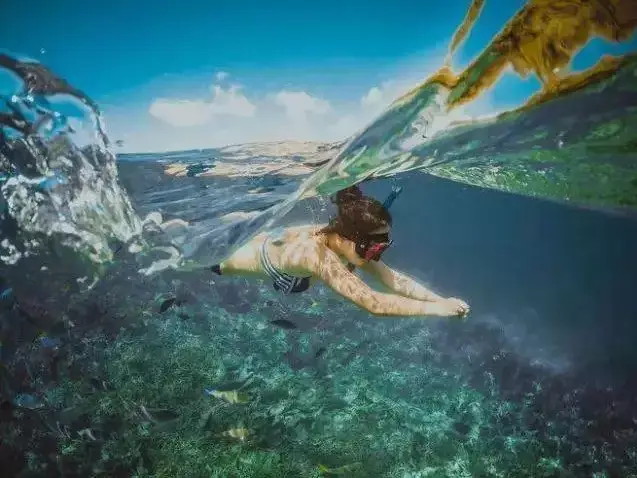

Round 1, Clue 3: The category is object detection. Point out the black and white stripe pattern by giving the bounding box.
[260,237,310,294]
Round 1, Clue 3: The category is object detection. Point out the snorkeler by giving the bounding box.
[211,185,470,319]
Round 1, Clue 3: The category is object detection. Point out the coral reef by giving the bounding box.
[1,266,636,477]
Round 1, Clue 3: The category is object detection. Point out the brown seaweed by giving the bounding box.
[418,0,637,113]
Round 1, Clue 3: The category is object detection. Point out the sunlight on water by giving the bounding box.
[1,49,636,280]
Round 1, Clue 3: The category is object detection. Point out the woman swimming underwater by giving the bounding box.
[211,185,470,319]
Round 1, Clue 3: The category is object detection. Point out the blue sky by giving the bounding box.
[1,0,636,152]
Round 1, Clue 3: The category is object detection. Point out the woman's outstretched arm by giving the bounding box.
[303,245,467,318]
[362,261,448,302]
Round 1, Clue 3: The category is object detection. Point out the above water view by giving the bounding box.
[1,0,637,476]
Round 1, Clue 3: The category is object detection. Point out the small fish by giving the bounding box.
[58,406,89,426]
[37,175,67,192]
[314,347,327,359]
[89,377,111,392]
[0,287,13,301]
[198,409,214,431]
[0,400,13,422]
[13,393,44,409]
[50,355,60,381]
[147,408,179,422]
[159,297,177,313]
[269,319,297,330]
[37,333,60,349]
[77,428,97,441]
[453,420,471,436]
[159,297,184,313]
[204,389,249,404]
[220,427,250,442]
[341,340,371,366]
[139,404,179,423]
[15,300,52,327]
[318,462,363,475]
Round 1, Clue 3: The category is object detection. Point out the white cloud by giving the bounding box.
[360,80,417,113]
[148,99,214,127]
[329,114,357,136]
[148,84,256,127]
[208,85,256,117]
[361,86,384,109]
[273,90,331,121]
[107,53,504,153]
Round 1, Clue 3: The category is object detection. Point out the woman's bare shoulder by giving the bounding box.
[273,223,327,244]
[285,223,328,235]
[245,223,327,247]
[272,224,327,273]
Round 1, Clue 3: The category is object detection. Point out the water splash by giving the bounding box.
[301,55,637,209]
[0,53,297,277]
[0,54,143,282]
[296,0,637,208]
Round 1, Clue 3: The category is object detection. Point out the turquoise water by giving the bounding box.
[1,53,637,477]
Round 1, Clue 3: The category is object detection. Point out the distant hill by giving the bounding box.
[118,139,344,164]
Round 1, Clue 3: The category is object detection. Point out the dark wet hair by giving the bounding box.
[319,185,392,240]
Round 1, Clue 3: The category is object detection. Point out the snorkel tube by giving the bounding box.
[382,185,403,210]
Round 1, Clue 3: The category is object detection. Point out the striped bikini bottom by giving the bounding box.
[259,237,311,294]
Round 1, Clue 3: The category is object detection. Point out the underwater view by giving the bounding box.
[1,0,637,476]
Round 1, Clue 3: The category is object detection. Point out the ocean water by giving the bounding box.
[1,52,637,477]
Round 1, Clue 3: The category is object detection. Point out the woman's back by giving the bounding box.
[222,224,327,277]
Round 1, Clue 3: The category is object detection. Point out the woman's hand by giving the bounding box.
[420,297,470,319]
[443,297,470,320]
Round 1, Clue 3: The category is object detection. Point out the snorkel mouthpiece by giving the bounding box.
[364,239,393,261]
